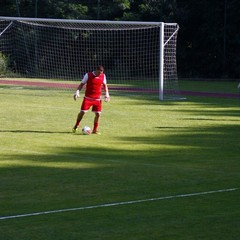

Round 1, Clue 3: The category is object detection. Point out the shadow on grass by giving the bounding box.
[0,123,239,224]
[1,124,239,172]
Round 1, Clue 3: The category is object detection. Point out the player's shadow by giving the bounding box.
[0,130,71,134]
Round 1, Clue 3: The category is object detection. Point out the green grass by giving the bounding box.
[179,79,240,93]
[0,83,240,239]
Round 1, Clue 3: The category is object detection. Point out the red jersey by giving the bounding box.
[82,72,106,100]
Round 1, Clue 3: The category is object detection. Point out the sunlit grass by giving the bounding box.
[0,160,105,169]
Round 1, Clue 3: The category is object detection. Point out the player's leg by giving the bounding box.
[72,98,91,133]
[92,112,101,134]
[92,100,102,134]
[72,111,85,132]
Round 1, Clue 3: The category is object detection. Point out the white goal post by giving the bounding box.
[0,16,181,100]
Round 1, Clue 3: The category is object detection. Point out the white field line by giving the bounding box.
[0,187,238,221]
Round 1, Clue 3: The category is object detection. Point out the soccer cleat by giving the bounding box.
[92,130,101,135]
[72,126,78,133]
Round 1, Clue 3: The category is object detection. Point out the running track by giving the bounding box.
[0,79,239,99]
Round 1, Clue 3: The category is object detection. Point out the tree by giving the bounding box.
[177,0,226,78]
[0,0,239,78]
[0,0,17,16]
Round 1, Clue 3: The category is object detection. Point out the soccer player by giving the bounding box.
[72,65,110,134]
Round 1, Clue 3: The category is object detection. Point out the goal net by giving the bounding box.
[0,17,181,100]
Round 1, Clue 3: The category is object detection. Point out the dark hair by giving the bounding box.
[96,65,104,71]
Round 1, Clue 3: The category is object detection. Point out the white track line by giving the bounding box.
[0,187,238,220]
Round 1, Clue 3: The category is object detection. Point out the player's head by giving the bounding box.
[95,65,104,76]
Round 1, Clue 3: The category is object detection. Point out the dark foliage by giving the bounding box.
[0,0,239,78]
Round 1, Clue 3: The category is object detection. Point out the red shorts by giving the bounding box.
[81,97,102,113]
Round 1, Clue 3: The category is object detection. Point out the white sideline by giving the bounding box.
[0,187,238,220]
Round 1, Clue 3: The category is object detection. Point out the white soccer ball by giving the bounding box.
[82,126,91,135]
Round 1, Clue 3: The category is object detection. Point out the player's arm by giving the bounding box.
[73,83,84,100]
[73,74,88,101]
[103,74,110,102]
[103,83,110,102]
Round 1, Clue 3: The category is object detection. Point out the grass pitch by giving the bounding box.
[0,82,240,239]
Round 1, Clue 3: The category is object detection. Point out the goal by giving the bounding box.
[0,16,181,100]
